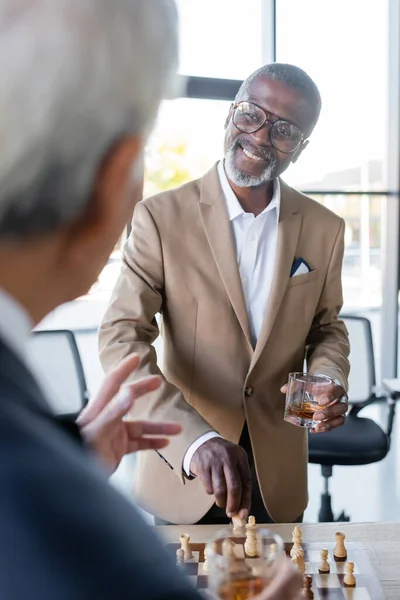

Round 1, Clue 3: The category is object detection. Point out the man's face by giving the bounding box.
[224,75,316,187]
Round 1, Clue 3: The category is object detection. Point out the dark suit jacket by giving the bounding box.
[0,337,200,600]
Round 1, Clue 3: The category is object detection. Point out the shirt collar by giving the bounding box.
[217,160,281,222]
[0,288,33,361]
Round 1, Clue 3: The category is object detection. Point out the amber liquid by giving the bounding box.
[286,403,317,420]
[218,576,265,600]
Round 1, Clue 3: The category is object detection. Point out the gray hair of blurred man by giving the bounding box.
[0,0,178,238]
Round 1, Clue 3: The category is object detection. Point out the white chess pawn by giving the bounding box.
[202,547,209,572]
[268,543,278,561]
[180,533,193,560]
[222,539,236,560]
[344,562,356,586]
[176,548,185,566]
[232,515,246,535]
[318,548,330,573]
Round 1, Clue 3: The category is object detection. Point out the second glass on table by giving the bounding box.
[284,372,332,429]
[206,527,283,600]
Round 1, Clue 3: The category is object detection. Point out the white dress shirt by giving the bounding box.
[0,288,33,363]
[183,161,281,476]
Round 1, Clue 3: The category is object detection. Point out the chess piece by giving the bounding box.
[180,533,193,560]
[290,525,303,558]
[176,548,185,566]
[222,539,236,560]
[301,574,314,599]
[291,548,305,573]
[232,514,246,534]
[202,547,209,572]
[333,531,347,561]
[344,561,356,587]
[245,516,257,557]
[318,548,330,573]
[268,543,278,561]
[248,515,256,528]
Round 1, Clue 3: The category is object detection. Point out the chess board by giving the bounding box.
[166,540,385,599]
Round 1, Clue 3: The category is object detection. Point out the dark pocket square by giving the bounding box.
[290,257,311,277]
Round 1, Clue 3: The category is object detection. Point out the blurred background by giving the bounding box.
[36,0,400,523]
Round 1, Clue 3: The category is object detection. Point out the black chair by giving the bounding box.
[28,329,89,416]
[308,315,397,522]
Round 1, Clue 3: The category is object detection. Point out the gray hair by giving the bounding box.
[235,63,322,129]
[0,0,178,237]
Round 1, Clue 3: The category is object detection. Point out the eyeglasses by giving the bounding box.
[232,101,305,154]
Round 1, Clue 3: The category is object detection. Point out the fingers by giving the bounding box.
[314,383,345,405]
[313,399,348,422]
[80,375,162,434]
[189,439,251,514]
[200,468,214,496]
[280,384,288,394]
[237,457,252,519]
[223,462,243,517]
[312,415,346,434]
[125,421,182,439]
[78,354,141,425]
[212,466,227,508]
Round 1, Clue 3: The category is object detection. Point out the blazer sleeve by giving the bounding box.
[98,201,214,479]
[305,218,350,391]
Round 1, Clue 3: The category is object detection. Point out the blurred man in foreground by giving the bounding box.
[0,0,301,598]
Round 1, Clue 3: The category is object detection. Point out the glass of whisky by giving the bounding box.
[206,527,283,600]
[284,372,332,428]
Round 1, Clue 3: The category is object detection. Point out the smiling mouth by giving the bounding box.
[241,147,264,162]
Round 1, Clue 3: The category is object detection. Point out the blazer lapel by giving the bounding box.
[250,181,303,371]
[199,165,253,350]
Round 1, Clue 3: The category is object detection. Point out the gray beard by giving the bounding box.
[224,142,277,188]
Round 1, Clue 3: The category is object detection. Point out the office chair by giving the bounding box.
[308,315,397,522]
[28,329,89,416]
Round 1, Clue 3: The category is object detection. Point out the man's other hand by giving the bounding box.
[255,556,302,600]
[281,379,348,434]
[310,380,348,434]
[77,354,181,471]
[190,437,251,519]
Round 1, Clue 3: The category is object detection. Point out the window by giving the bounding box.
[176,0,263,80]
[144,98,230,197]
[276,0,389,192]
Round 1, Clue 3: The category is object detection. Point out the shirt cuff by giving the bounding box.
[183,431,222,477]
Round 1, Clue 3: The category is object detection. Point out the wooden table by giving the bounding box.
[156,522,400,599]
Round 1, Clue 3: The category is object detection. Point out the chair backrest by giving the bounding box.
[340,315,376,404]
[27,329,89,415]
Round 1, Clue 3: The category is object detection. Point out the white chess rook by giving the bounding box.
[180,533,193,560]
[334,532,347,561]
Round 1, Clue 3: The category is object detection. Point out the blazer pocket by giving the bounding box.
[287,269,319,287]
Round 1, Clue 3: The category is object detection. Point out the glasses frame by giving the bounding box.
[231,101,306,154]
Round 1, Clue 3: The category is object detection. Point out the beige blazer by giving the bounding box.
[99,164,350,524]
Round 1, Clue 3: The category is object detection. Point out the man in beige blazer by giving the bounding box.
[99,63,350,526]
